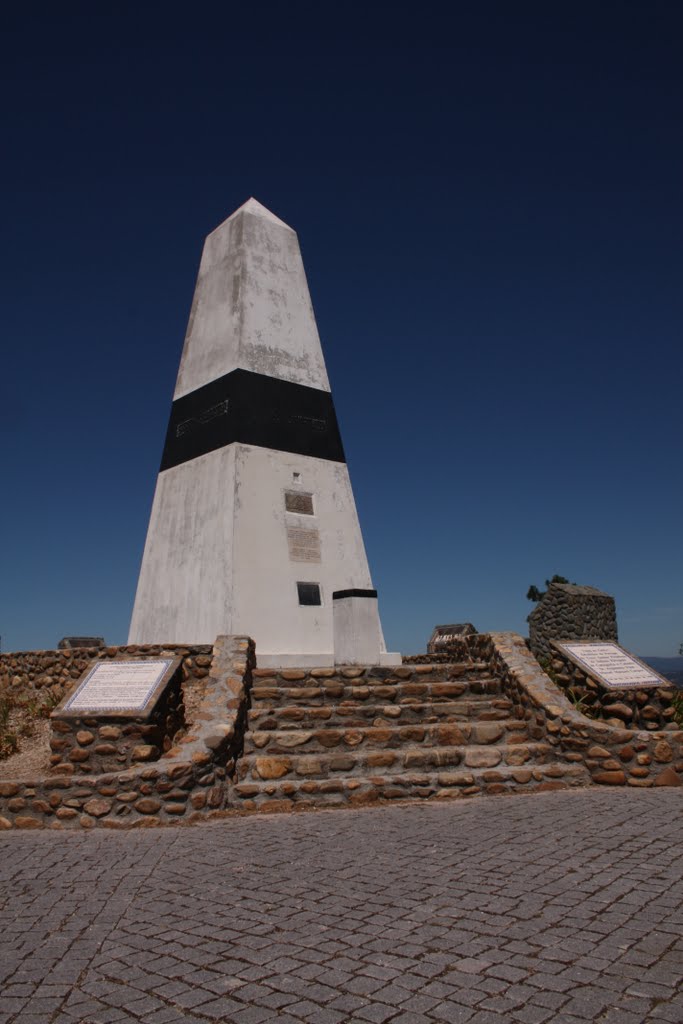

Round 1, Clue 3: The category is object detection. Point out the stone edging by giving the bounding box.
[0,636,255,830]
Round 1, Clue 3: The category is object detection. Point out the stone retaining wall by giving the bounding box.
[49,665,185,774]
[546,644,677,732]
[0,643,213,706]
[485,633,682,788]
[0,636,254,829]
[1,631,680,829]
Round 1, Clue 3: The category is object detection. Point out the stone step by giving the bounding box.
[251,662,491,687]
[243,719,529,755]
[231,762,591,811]
[247,696,516,730]
[250,677,502,708]
[236,741,552,783]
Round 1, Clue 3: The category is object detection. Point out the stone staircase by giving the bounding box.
[232,662,590,811]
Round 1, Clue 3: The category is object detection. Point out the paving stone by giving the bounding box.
[328,992,370,1012]
[304,1009,347,1024]
[346,975,388,995]
[231,1006,273,1024]
[430,1003,476,1023]
[510,1007,555,1024]
[197,995,249,1018]
[0,791,681,1024]
[355,1003,399,1023]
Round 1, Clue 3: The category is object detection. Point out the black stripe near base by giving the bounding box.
[332,589,378,600]
[160,369,346,471]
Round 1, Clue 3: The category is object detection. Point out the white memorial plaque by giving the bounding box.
[63,659,174,712]
[555,642,668,690]
[287,526,321,563]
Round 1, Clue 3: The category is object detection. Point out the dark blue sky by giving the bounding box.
[1,2,681,655]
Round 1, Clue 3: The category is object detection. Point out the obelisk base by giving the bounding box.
[332,590,400,666]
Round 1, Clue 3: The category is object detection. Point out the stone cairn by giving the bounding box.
[528,583,618,663]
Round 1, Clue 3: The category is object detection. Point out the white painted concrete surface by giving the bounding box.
[333,595,381,665]
[130,442,394,664]
[129,446,236,645]
[129,199,398,665]
[175,198,330,398]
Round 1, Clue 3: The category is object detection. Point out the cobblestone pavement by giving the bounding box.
[1,789,682,1024]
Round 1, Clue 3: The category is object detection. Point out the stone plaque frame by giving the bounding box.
[284,490,314,515]
[551,641,671,691]
[53,657,182,720]
[427,623,477,653]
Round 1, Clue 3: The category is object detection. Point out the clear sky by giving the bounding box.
[1,3,681,657]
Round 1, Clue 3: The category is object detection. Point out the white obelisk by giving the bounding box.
[129,199,398,666]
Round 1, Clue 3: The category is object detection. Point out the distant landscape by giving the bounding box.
[642,657,683,688]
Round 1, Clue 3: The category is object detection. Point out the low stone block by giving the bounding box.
[365,752,397,768]
[68,749,90,763]
[257,799,293,812]
[131,745,159,762]
[135,797,162,814]
[465,749,502,768]
[328,754,355,771]
[593,770,627,785]
[654,766,681,786]
[255,757,291,780]
[83,799,111,818]
[164,803,186,814]
[472,723,505,744]
[277,731,313,748]
[654,741,673,763]
[294,757,323,776]
[602,703,633,721]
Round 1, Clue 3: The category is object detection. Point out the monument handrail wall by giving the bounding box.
[483,632,682,788]
[0,636,255,829]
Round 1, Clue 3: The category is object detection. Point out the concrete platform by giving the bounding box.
[0,789,682,1024]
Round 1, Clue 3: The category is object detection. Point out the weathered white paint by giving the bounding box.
[232,446,379,661]
[333,595,381,665]
[129,442,393,663]
[129,446,236,644]
[129,199,398,665]
[175,198,330,398]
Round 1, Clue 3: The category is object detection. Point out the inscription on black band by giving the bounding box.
[160,369,346,471]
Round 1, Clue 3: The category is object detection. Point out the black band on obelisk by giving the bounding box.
[159,368,346,471]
